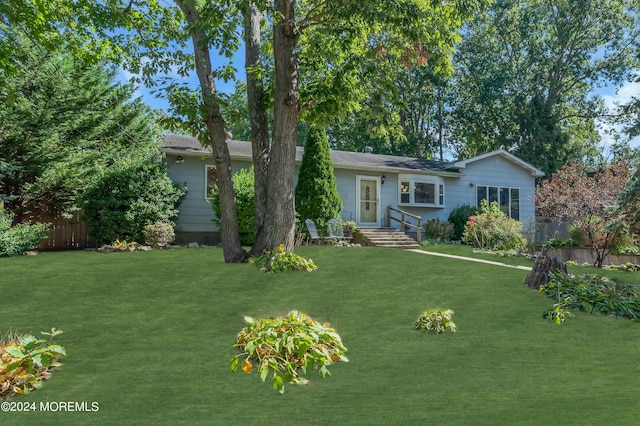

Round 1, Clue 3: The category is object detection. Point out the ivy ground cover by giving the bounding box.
[1,248,639,424]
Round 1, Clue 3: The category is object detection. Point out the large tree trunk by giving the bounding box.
[177,0,247,262]
[265,0,299,252]
[243,3,271,257]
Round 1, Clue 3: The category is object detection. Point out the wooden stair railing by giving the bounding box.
[386,206,422,243]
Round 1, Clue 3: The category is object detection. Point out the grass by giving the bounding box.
[1,247,639,425]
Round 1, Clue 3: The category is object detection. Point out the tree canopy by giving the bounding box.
[323,0,640,176]
[0,29,160,221]
[445,0,639,174]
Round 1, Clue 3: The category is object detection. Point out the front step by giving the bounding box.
[356,228,420,249]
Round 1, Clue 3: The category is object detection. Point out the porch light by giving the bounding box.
[381,175,386,184]
[175,156,185,164]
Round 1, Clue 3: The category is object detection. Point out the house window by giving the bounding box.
[398,174,444,207]
[476,185,520,220]
[205,165,217,199]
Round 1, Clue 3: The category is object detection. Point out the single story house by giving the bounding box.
[160,134,544,244]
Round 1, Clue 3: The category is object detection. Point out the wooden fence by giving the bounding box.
[535,216,571,244]
[36,210,96,250]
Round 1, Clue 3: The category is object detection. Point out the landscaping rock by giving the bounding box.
[188,242,200,248]
[169,245,182,250]
[139,246,152,251]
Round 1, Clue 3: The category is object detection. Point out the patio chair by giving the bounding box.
[327,219,352,241]
[305,219,329,244]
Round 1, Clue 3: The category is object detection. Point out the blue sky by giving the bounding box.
[122,56,640,156]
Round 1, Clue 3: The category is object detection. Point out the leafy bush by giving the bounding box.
[611,245,640,256]
[210,167,255,246]
[1,328,65,399]
[251,244,317,273]
[423,218,454,242]
[144,222,175,247]
[414,308,457,334]
[543,238,576,249]
[541,272,640,319]
[448,204,478,240]
[230,311,348,393]
[83,161,184,244]
[0,207,50,257]
[462,200,527,252]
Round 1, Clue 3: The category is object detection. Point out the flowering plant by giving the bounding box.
[462,200,526,252]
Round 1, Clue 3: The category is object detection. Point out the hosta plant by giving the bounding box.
[415,308,457,334]
[1,328,66,399]
[251,244,317,273]
[541,272,640,320]
[230,311,348,393]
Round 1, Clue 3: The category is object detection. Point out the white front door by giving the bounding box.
[357,176,380,226]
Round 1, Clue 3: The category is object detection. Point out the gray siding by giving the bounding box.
[334,168,358,222]
[165,151,537,238]
[453,156,537,231]
[166,153,252,234]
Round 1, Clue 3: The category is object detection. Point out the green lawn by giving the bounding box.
[2,247,639,425]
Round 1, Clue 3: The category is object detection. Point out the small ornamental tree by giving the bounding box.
[536,161,632,267]
[295,126,343,234]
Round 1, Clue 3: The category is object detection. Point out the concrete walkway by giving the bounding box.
[407,248,533,271]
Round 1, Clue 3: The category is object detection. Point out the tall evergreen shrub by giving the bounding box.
[295,127,343,232]
[0,33,160,219]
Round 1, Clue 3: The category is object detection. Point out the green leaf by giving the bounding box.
[297,342,309,358]
[47,345,66,356]
[6,362,22,373]
[259,366,269,382]
[319,365,331,378]
[245,340,256,355]
[6,346,26,358]
[230,356,239,372]
[21,334,38,350]
[32,353,43,367]
[272,374,284,394]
